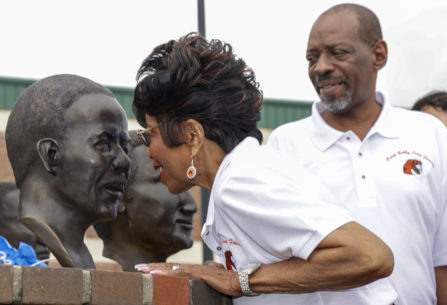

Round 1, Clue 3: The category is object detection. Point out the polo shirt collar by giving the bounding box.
[368,92,401,139]
[308,92,400,151]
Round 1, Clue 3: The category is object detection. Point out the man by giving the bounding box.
[412,90,447,126]
[5,74,131,269]
[268,4,447,305]
[94,130,197,272]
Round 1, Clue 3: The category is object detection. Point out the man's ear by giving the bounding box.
[372,40,388,71]
[184,119,204,154]
[36,138,60,174]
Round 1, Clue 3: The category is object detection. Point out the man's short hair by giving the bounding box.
[6,74,115,186]
[323,3,383,46]
[412,90,447,111]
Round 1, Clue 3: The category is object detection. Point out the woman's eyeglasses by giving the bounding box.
[137,122,163,147]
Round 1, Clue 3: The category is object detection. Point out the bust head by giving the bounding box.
[95,130,197,271]
[5,74,131,268]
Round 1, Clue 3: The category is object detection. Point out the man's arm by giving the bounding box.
[137,221,394,296]
[436,266,447,305]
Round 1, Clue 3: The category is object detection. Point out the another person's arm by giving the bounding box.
[137,221,393,296]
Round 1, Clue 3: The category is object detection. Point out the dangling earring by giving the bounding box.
[186,154,197,180]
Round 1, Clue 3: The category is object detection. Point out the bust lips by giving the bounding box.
[101,175,128,199]
[175,217,194,230]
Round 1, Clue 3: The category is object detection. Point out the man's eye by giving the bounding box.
[333,49,348,57]
[306,54,317,63]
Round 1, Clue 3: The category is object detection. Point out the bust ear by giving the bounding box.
[36,138,60,174]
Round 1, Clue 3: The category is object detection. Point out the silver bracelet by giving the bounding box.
[237,263,261,296]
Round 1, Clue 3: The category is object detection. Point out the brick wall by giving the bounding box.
[0,265,232,305]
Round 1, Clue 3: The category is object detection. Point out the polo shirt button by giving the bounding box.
[361,175,366,179]
[358,152,363,157]
[346,137,351,140]
[205,231,209,236]
[217,247,221,251]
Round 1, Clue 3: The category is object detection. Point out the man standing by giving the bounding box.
[268,4,447,305]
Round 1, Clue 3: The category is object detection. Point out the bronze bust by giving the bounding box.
[5,74,131,269]
[94,131,197,271]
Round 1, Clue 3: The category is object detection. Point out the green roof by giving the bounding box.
[0,76,313,129]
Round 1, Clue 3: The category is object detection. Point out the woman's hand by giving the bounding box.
[135,262,242,297]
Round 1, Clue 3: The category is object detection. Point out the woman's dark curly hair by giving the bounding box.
[132,32,263,153]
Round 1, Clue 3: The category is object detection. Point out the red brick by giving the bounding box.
[22,266,83,305]
[90,270,142,305]
[94,262,122,272]
[153,274,189,305]
[190,279,232,305]
[0,265,13,304]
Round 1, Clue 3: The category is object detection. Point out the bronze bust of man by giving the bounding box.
[5,74,131,269]
[94,131,197,272]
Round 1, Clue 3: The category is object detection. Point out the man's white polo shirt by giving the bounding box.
[268,92,447,305]
[201,136,397,305]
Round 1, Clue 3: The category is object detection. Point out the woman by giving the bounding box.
[133,33,396,305]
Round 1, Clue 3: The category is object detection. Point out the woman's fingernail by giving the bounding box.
[135,264,149,272]
[150,270,163,274]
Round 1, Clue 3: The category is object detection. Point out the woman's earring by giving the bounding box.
[186,157,197,180]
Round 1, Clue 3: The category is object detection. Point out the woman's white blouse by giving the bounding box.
[201,136,397,305]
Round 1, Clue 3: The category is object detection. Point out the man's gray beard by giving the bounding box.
[321,91,352,113]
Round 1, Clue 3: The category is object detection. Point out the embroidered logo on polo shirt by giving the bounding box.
[403,159,422,175]
[225,251,236,271]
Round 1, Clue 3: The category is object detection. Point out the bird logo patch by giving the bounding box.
[403,159,422,175]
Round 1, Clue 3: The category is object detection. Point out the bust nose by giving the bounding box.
[179,192,197,214]
[112,146,131,173]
